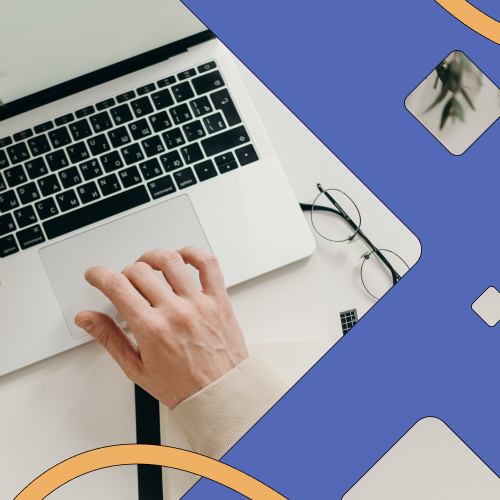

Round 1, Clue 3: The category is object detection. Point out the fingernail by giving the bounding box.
[76,320,93,332]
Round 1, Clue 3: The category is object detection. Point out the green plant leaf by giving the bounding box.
[460,87,475,110]
[425,79,451,112]
[440,99,453,129]
[448,61,462,92]
[433,74,440,90]
[436,63,447,83]
[457,51,471,69]
[452,98,464,121]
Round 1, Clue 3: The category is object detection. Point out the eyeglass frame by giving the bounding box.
[300,183,403,295]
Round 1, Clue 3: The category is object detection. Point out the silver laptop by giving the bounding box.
[0,0,315,376]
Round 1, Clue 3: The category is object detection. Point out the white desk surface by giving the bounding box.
[0,55,420,499]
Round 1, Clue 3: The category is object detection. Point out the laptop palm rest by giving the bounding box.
[39,195,212,340]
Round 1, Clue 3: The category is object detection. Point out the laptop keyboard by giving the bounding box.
[0,61,259,258]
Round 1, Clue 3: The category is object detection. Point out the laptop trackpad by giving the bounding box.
[39,195,212,340]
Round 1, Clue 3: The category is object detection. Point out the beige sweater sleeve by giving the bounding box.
[171,355,288,460]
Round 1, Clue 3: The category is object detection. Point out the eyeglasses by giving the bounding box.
[300,184,409,299]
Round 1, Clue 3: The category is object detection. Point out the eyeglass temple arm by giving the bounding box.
[300,185,401,286]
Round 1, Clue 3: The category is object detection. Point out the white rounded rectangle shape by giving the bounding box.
[344,417,500,499]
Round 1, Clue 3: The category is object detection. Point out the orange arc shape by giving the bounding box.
[436,0,500,44]
[14,444,288,500]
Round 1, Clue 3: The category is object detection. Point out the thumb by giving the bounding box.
[75,310,143,381]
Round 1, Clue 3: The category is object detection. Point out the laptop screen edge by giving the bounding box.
[0,29,215,123]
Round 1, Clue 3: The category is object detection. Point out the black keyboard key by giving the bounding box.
[157,76,176,88]
[46,150,69,172]
[121,143,144,165]
[38,174,62,196]
[171,82,195,103]
[59,166,82,189]
[141,136,165,157]
[96,98,116,111]
[25,158,49,179]
[215,152,238,173]
[48,127,72,149]
[0,150,9,169]
[214,151,235,166]
[110,104,134,125]
[0,172,5,192]
[0,213,16,236]
[17,182,41,204]
[151,89,174,111]
[100,151,124,173]
[149,111,172,133]
[80,160,103,181]
[131,97,154,117]
[148,175,176,199]
[35,197,59,220]
[235,144,259,166]
[90,111,113,133]
[75,106,95,119]
[170,104,192,125]
[217,159,238,174]
[43,185,150,239]
[34,121,54,134]
[173,168,197,190]
[118,166,142,188]
[14,205,38,228]
[87,134,111,155]
[0,137,13,149]
[194,159,218,182]
[159,151,183,173]
[55,114,74,126]
[66,142,90,163]
[201,125,250,157]
[137,83,156,95]
[178,69,196,80]
[190,96,213,118]
[198,61,217,73]
[69,119,93,141]
[5,165,27,188]
[180,143,204,165]
[55,189,80,212]
[192,71,225,95]
[210,89,241,126]
[77,181,101,204]
[108,126,132,148]
[0,190,19,212]
[98,174,122,196]
[0,234,19,257]
[129,119,152,140]
[117,91,136,103]
[27,135,51,157]
[139,158,162,180]
[162,128,186,150]
[14,129,33,142]
[183,120,206,142]
[17,224,45,249]
[203,113,226,134]
[7,143,30,164]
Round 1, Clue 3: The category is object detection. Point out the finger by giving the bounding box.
[176,246,226,298]
[75,310,143,381]
[121,261,173,307]
[84,266,151,327]
[136,249,199,298]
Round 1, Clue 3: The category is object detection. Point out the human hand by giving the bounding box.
[74,247,249,409]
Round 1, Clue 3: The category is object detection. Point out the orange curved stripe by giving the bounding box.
[436,0,500,44]
[14,445,288,500]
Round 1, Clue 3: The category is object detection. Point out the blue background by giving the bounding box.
[180,1,500,497]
